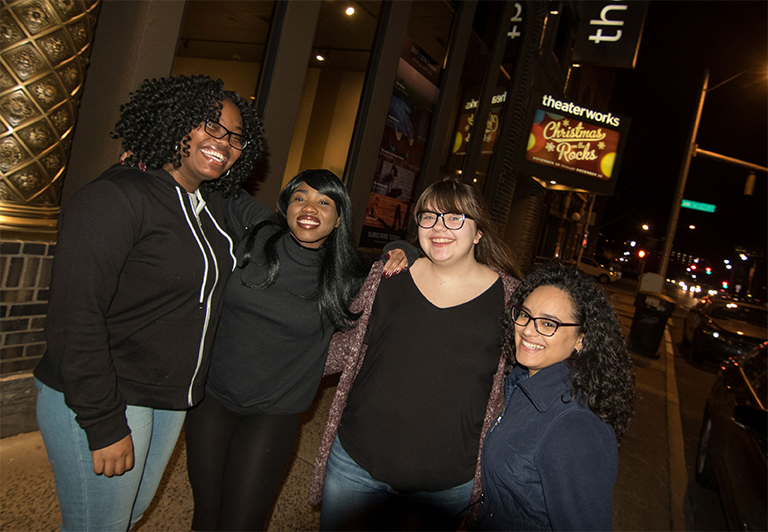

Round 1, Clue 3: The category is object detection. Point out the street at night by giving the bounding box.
[1,1,766,531]
[604,279,729,532]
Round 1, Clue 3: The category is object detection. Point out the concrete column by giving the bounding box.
[61,0,187,205]
[252,0,321,208]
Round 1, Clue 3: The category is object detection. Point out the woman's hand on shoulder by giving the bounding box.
[383,249,408,277]
[91,434,134,477]
[381,239,420,277]
[119,150,146,171]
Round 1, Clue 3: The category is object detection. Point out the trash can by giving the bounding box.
[628,291,676,358]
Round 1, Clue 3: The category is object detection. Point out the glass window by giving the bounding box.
[472,3,526,192]
[358,0,455,251]
[172,1,276,100]
[440,2,524,193]
[440,3,499,180]
[406,1,453,69]
[281,1,382,184]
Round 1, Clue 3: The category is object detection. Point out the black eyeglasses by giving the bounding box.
[510,306,580,337]
[416,211,469,230]
[203,120,249,150]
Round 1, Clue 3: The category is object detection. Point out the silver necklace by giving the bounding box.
[433,264,475,286]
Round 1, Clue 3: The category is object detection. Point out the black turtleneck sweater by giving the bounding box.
[204,227,342,415]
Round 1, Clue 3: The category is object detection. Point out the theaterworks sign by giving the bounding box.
[519,91,631,196]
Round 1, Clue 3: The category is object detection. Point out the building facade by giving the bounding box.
[0,0,646,382]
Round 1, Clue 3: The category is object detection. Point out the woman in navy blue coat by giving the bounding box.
[476,263,635,531]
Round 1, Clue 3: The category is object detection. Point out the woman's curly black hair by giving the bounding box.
[502,262,636,440]
[112,75,264,197]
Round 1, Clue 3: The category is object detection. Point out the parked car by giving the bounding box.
[683,297,768,363]
[564,257,622,284]
[695,343,767,532]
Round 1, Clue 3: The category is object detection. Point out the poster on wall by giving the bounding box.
[451,92,506,158]
[519,91,630,196]
[359,36,440,250]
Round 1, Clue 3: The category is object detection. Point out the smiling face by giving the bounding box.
[286,182,340,248]
[417,203,481,266]
[514,286,584,377]
[168,98,243,192]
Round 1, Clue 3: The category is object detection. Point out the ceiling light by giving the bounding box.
[316,51,326,61]
[346,6,355,15]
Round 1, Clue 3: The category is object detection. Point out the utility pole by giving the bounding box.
[658,69,768,278]
[659,71,708,280]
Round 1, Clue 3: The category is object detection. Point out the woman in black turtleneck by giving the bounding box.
[184,169,415,531]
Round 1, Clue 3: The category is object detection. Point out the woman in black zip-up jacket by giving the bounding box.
[33,76,266,532]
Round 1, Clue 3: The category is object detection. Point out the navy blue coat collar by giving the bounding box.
[508,362,573,413]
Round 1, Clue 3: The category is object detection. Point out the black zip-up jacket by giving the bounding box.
[34,164,270,450]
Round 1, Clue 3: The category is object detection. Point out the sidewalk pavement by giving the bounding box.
[1,376,339,532]
[1,286,686,531]
[610,286,696,532]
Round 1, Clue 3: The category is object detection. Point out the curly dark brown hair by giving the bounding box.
[502,262,636,439]
[112,75,264,197]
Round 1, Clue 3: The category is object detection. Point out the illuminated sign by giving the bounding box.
[572,1,649,69]
[681,199,716,213]
[519,92,630,195]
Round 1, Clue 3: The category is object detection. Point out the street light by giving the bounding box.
[658,69,768,278]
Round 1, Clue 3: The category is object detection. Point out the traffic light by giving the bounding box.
[722,281,729,289]
[638,250,646,258]
[705,267,712,275]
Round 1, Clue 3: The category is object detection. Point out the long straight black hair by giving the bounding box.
[240,169,365,330]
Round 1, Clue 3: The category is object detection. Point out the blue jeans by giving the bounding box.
[35,379,186,532]
[319,435,473,531]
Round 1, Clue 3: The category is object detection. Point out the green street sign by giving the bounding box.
[681,199,716,213]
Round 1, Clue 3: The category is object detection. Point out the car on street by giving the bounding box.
[563,257,622,284]
[683,296,768,363]
[695,343,767,532]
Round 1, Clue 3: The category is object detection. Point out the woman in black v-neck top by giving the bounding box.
[314,177,521,531]
[340,270,503,494]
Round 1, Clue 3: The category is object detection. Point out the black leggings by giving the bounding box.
[185,393,300,531]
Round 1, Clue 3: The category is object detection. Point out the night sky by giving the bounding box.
[602,1,767,264]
